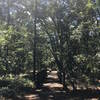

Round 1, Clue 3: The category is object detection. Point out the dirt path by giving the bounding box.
[23,71,67,100]
[23,71,100,100]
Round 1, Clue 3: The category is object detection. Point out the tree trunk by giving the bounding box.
[7,0,10,26]
[4,45,9,74]
[33,0,37,81]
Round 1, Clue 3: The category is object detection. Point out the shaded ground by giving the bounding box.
[17,71,100,100]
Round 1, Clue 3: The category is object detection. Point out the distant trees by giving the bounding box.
[0,0,100,90]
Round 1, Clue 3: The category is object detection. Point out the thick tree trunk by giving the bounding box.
[33,0,37,81]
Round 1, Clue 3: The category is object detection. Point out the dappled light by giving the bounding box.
[0,0,100,100]
[23,71,100,100]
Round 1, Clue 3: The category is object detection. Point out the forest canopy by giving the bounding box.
[0,0,100,99]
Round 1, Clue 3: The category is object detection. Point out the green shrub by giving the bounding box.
[8,77,35,93]
[0,87,16,98]
[0,75,35,98]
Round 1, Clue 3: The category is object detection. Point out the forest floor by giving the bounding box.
[17,71,100,100]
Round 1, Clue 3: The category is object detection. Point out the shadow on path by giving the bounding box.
[21,71,100,100]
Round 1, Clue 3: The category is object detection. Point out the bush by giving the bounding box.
[8,78,34,93]
[0,67,6,76]
[0,75,35,98]
[0,87,16,98]
[0,80,10,87]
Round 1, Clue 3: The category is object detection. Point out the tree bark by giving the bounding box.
[33,0,37,81]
